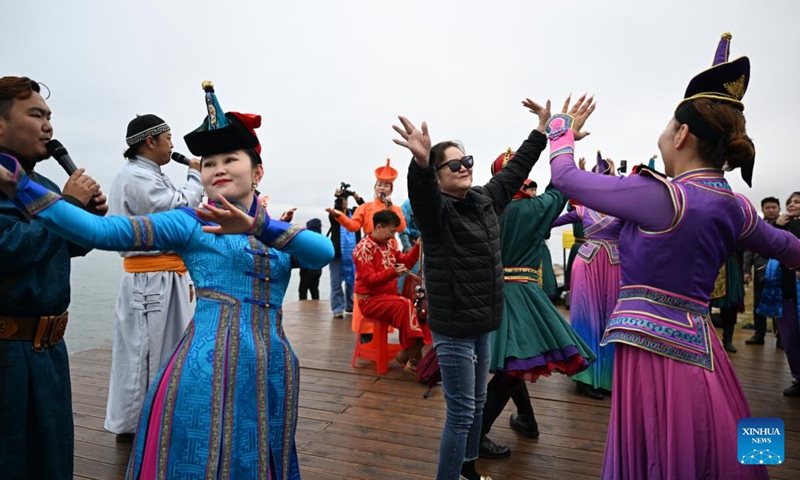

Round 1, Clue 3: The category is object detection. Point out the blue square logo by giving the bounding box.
[738,417,784,465]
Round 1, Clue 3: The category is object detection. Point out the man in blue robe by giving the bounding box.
[0,76,107,479]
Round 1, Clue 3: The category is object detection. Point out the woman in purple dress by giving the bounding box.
[543,33,800,479]
[551,152,623,400]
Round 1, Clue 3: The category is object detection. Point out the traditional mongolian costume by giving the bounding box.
[353,233,430,370]
[0,150,90,479]
[546,33,800,479]
[487,150,595,379]
[482,149,595,448]
[333,159,407,334]
[552,152,623,396]
[0,82,334,480]
[105,114,202,436]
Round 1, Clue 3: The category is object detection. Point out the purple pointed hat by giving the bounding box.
[676,32,754,186]
[592,150,611,174]
[679,32,750,110]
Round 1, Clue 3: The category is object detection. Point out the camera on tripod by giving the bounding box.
[337,182,356,198]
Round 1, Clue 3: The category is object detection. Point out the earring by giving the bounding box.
[251,183,257,190]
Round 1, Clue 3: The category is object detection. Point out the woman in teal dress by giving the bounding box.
[480,148,596,457]
[0,82,333,480]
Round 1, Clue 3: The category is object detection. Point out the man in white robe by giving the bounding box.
[105,114,203,441]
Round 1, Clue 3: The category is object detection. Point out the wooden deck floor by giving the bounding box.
[70,300,800,479]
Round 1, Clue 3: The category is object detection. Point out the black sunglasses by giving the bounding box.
[436,155,474,172]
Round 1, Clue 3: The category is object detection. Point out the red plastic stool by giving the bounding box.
[351,316,403,375]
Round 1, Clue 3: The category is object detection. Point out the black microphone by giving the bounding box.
[380,192,392,207]
[45,139,78,176]
[171,151,192,166]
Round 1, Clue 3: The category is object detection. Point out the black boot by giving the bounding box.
[576,381,605,399]
[784,382,800,397]
[509,382,540,438]
[481,374,518,436]
[722,323,738,353]
[720,307,738,353]
[478,435,510,459]
[460,459,493,480]
[745,334,765,345]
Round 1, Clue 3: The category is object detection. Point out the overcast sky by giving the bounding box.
[4,0,799,225]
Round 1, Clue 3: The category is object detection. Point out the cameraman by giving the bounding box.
[327,185,364,318]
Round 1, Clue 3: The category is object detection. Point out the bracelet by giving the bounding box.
[545,114,575,141]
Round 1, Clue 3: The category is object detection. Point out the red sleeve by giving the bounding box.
[353,238,397,293]
[396,241,420,269]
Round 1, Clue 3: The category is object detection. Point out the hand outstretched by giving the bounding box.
[392,116,431,167]
[560,93,596,141]
[522,98,552,133]
[280,207,296,222]
[197,195,256,235]
[606,158,617,176]
[325,207,344,218]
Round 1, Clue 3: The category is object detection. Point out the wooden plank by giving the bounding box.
[65,299,800,480]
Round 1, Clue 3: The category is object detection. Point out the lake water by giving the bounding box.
[64,250,332,353]
[64,235,569,353]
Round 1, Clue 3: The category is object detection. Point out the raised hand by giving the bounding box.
[521,98,552,133]
[280,207,296,222]
[392,116,431,167]
[560,93,596,141]
[578,157,586,171]
[776,213,792,227]
[606,158,617,176]
[196,195,256,235]
[325,207,344,218]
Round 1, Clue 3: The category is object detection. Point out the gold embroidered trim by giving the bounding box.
[723,75,746,99]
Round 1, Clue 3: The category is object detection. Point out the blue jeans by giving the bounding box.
[433,331,490,480]
[328,258,354,314]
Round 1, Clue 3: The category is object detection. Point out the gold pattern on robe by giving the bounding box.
[710,264,727,300]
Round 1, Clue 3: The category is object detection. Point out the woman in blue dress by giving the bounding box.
[0,82,333,480]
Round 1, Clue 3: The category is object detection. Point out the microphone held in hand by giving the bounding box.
[45,139,78,176]
[171,151,192,166]
[380,192,391,207]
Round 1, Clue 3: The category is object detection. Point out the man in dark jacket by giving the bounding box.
[392,97,551,480]
[327,187,364,317]
[743,196,780,345]
[299,218,324,300]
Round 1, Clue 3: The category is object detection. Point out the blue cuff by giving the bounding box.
[0,153,61,216]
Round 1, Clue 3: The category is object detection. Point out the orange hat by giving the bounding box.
[490,148,514,176]
[375,158,398,183]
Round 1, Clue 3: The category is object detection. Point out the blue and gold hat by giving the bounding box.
[184,81,262,162]
[678,32,750,111]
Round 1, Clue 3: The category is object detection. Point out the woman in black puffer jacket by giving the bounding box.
[392,97,552,480]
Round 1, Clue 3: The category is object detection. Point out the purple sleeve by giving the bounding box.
[551,209,580,228]
[548,131,675,232]
[737,195,800,269]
